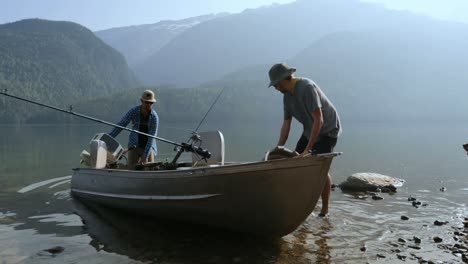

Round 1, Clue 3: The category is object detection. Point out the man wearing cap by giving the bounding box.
[268,63,341,217]
[109,90,159,169]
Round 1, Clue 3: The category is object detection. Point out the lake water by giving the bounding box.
[0,121,467,263]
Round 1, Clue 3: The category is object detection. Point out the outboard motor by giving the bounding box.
[80,133,124,169]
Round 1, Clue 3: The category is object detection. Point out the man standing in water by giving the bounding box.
[109,90,159,169]
[268,63,341,217]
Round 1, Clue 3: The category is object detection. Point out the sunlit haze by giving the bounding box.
[361,0,468,24]
[2,0,468,31]
[1,0,295,31]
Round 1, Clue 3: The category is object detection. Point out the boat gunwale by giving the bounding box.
[72,156,333,180]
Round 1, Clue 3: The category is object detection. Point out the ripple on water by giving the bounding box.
[53,190,71,200]
[29,213,83,227]
[17,175,71,193]
[290,189,467,263]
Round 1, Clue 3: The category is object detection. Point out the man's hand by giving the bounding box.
[138,156,149,165]
[273,145,284,151]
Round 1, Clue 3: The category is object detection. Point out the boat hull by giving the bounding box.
[71,156,335,236]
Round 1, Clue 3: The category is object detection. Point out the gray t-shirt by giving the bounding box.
[283,78,341,139]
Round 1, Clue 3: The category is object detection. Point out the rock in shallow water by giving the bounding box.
[339,173,405,192]
[44,246,64,254]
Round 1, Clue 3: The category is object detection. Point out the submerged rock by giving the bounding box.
[372,195,384,200]
[434,220,449,226]
[44,246,65,254]
[0,216,16,225]
[339,173,405,192]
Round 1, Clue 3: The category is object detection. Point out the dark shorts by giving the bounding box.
[295,134,337,154]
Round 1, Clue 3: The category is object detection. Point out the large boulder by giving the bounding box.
[339,173,405,192]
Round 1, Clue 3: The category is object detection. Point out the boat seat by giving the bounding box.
[192,131,225,166]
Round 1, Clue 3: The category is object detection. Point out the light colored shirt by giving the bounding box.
[283,78,341,139]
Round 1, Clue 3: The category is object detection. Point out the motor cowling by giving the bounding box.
[80,133,124,169]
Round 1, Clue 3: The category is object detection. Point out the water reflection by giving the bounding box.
[2,190,83,238]
[73,199,285,263]
[281,222,332,264]
[18,175,71,193]
[1,177,466,263]
[1,123,467,263]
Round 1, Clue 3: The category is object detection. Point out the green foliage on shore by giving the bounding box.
[24,80,282,125]
[0,19,139,123]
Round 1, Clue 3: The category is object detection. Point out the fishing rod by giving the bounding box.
[0,90,211,159]
[171,86,226,164]
[194,86,226,132]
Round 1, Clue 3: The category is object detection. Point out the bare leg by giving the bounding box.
[127,148,144,170]
[127,148,139,170]
[147,151,155,163]
[320,173,332,215]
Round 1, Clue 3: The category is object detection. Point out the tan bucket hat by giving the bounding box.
[141,90,156,103]
[268,63,296,87]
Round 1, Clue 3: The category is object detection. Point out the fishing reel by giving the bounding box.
[186,131,211,159]
[172,131,201,152]
[190,131,202,143]
[181,142,211,159]
[170,131,212,165]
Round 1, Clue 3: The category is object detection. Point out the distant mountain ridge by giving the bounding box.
[3,2,468,124]
[0,19,139,123]
[95,14,227,67]
[220,23,468,122]
[133,0,437,86]
[88,0,468,122]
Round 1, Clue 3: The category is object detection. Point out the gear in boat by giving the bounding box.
[79,132,210,170]
[79,131,299,171]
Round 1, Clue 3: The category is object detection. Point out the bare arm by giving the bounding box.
[303,107,323,153]
[277,118,292,147]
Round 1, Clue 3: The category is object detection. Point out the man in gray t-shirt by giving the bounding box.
[268,63,341,217]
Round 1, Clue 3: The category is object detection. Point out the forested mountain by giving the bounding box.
[95,14,226,67]
[133,0,435,86]
[0,19,139,123]
[3,1,468,125]
[28,80,281,126]
[23,18,468,125]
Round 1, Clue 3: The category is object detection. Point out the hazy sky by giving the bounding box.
[361,0,468,24]
[1,0,467,31]
[0,0,295,31]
